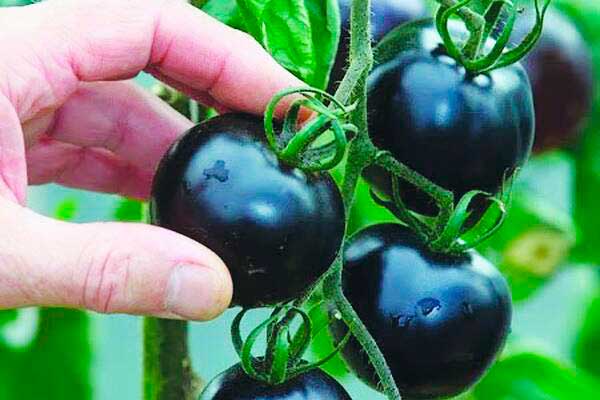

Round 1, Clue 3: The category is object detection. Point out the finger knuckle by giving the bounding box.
[81,244,133,314]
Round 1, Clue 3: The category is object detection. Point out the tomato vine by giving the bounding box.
[145,0,551,399]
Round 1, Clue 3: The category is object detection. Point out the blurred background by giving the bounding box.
[1,0,600,399]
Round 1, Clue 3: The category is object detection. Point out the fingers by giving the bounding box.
[0,95,27,204]
[26,139,153,199]
[0,198,232,320]
[42,81,192,172]
[19,0,303,117]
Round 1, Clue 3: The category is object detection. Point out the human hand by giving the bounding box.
[0,0,303,320]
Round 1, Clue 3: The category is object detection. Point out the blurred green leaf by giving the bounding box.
[114,198,145,222]
[548,0,600,264]
[0,199,92,399]
[55,198,78,221]
[0,309,92,399]
[200,0,245,30]
[575,288,600,379]
[0,0,34,6]
[0,309,18,330]
[476,152,577,301]
[473,352,600,399]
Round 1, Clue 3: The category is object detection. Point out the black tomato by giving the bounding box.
[150,114,345,307]
[364,20,535,215]
[328,0,426,92]
[198,364,352,400]
[513,8,593,152]
[331,224,512,399]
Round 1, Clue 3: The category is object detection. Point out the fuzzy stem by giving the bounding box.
[327,0,402,399]
[143,318,201,400]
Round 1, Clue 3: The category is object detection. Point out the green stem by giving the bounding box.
[435,0,483,32]
[328,0,402,399]
[324,273,402,400]
[143,319,201,400]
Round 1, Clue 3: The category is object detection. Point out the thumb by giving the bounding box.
[0,199,232,321]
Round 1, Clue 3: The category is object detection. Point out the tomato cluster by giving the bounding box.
[149,1,592,399]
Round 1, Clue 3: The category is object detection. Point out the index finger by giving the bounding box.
[32,0,304,114]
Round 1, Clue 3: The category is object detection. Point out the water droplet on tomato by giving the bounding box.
[417,298,441,316]
[393,314,414,329]
[462,302,474,318]
[203,160,229,182]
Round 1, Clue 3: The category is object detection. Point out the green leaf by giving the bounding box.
[236,0,268,41]
[263,0,315,82]
[236,0,340,89]
[263,0,340,88]
[114,198,145,222]
[0,309,17,329]
[0,309,92,400]
[575,292,600,379]
[473,352,600,399]
[301,0,341,89]
[475,152,576,301]
[201,0,245,30]
[55,198,78,221]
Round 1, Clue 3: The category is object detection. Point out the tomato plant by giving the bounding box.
[150,1,590,400]
[5,0,600,400]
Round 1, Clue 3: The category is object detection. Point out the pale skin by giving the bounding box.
[0,0,304,320]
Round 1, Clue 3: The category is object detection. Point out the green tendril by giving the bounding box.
[231,305,348,387]
[263,87,356,172]
[434,0,552,74]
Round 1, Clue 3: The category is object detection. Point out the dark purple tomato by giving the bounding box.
[513,8,593,152]
[198,364,352,400]
[150,114,345,307]
[363,19,535,215]
[328,0,426,92]
[331,224,512,399]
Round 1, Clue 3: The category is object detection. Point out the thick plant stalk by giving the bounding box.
[327,0,402,399]
[143,318,202,400]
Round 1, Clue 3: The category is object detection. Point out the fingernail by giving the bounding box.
[165,264,227,320]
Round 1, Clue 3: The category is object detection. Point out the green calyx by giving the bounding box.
[263,87,357,172]
[370,152,512,255]
[434,0,552,74]
[231,305,350,386]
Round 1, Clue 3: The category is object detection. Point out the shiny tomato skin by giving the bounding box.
[364,20,534,214]
[331,224,512,399]
[199,364,352,400]
[150,114,345,307]
[328,0,426,92]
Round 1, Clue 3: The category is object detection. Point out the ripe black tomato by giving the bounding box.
[331,224,512,399]
[328,0,426,92]
[513,8,593,152]
[150,114,345,307]
[364,20,535,215]
[198,364,352,400]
